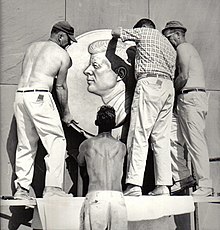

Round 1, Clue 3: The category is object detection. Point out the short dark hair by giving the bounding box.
[133,18,156,29]
[95,105,116,130]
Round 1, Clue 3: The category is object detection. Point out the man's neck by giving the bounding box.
[98,129,112,135]
[177,37,187,47]
[48,38,59,46]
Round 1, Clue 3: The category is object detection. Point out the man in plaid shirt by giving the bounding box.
[112,18,176,196]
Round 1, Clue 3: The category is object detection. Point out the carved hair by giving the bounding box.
[88,39,126,56]
[88,39,134,76]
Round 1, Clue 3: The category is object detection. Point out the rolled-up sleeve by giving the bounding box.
[120,28,140,42]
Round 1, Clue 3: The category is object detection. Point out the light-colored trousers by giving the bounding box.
[170,113,191,181]
[14,90,66,190]
[171,92,212,188]
[126,77,174,186]
[80,191,127,230]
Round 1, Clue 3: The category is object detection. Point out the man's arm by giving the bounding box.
[77,143,86,167]
[112,27,140,42]
[121,142,127,158]
[56,55,75,125]
[174,45,190,92]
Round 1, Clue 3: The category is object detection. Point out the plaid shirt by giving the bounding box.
[120,27,176,79]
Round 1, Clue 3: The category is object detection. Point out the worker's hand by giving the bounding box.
[111,27,121,38]
[62,113,78,126]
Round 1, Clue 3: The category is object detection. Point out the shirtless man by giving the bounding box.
[162,21,213,196]
[13,21,77,199]
[78,105,127,230]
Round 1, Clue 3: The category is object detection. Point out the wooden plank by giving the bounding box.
[1,195,219,207]
[1,199,36,207]
[193,196,220,204]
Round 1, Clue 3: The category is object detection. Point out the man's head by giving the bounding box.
[162,21,187,48]
[133,18,156,29]
[50,21,77,49]
[95,105,116,132]
[84,39,133,97]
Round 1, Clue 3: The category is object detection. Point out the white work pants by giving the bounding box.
[80,191,127,230]
[14,90,66,190]
[172,92,212,187]
[170,113,191,181]
[126,77,174,186]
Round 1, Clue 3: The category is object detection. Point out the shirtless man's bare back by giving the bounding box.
[13,21,78,199]
[78,132,126,192]
[78,105,127,230]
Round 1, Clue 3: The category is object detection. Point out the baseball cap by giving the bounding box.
[162,21,187,35]
[53,21,77,42]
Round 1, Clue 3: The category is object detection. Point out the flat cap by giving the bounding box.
[53,21,77,42]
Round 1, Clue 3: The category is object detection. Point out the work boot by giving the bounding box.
[148,185,170,196]
[43,187,73,198]
[123,184,142,196]
[14,186,32,200]
[171,176,196,195]
[192,187,214,197]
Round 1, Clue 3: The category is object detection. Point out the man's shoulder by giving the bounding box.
[47,43,70,64]
[118,140,126,149]
[80,137,98,148]
[110,138,126,150]
[80,138,91,146]
[177,42,194,51]
[27,41,44,51]
[177,43,196,58]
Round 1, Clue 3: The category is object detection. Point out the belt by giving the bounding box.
[179,88,206,95]
[17,89,49,93]
[137,73,172,81]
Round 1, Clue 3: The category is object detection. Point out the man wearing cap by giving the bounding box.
[162,21,213,196]
[112,18,176,196]
[13,21,78,199]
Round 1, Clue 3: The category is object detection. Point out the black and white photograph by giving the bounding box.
[1,0,220,229]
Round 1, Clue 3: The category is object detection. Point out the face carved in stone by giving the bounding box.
[84,52,119,97]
